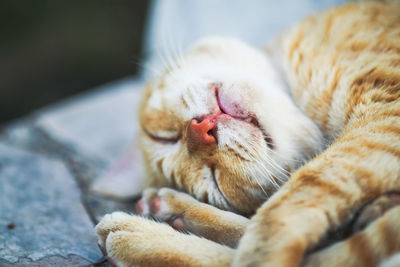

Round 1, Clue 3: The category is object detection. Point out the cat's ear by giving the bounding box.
[90,145,146,200]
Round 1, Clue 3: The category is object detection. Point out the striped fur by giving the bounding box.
[235,2,400,266]
[96,2,400,266]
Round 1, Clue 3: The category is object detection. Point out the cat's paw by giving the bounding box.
[135,187,199,231]
[95,211,175,267]
[95,211,234,267]
[135,187,249,247]
[96,211,134,250]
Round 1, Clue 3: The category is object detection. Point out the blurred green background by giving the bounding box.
[0,1,149,124]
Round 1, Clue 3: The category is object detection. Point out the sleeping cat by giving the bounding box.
[95,2,400,266]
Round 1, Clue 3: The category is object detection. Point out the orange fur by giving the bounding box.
[235,2,400,266]
[96,2,400,266]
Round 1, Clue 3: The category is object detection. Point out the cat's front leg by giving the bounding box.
[303,204,400,267]
[136,187,249,247]
[95,212,234,267]
[233,120,400,266]
[303,192,400,267]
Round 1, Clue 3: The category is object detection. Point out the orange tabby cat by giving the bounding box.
[95,2,400,266]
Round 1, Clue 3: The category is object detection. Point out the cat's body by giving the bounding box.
[95,2,400,266]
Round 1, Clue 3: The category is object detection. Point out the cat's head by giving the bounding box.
[139,36,323,215]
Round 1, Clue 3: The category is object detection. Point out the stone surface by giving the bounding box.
[36,78,147,200]
[36,77,142,164]
[0,143,102,264]
[0,78,146,266]
[0,255,101,267]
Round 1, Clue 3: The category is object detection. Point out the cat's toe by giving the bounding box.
[105,231,133,267]
[95,211,134,249]
[135,188,199,231]
[135,188,158,216]
[156,188,198,214]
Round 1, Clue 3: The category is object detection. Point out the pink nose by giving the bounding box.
[188,114,219,145]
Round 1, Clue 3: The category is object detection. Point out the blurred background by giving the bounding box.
[0,1,149,124]
[0,0,350,125]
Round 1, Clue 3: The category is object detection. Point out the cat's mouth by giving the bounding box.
[213,83,274,149]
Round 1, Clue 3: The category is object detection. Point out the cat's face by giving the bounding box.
[139,37,323,215]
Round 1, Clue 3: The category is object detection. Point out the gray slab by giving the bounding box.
[36,78,147,200]
[36,77,143,164]
[0,255,94,267]
[0,143,102,264]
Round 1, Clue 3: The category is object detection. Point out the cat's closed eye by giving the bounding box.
[143,128,180,144]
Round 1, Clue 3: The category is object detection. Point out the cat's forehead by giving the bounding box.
[145,67,212,108]
[145,82,185,112]
[144,80,213,121]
